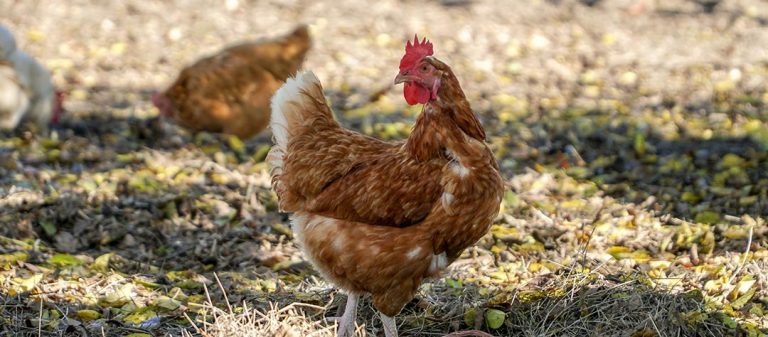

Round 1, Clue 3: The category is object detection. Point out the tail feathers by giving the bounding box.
[270,71,333,146]
[268,71,335,210]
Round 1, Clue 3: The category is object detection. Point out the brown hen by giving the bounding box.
[153,24,310,139]
[267,36,503,337]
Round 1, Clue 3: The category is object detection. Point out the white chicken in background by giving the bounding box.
[0,25,17,59]
[0,62,29,130]
[0,24,63,132]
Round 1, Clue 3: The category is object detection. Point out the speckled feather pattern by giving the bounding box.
[268,59,503,317]
[162,25,310,139]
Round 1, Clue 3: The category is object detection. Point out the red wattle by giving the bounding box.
[404,82,430,105]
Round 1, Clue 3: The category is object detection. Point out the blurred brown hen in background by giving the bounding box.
[152,24,310,139]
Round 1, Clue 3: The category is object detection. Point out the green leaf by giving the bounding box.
[463,307,477,327]
[445,278,463,289]
[503,190,519,208]
[123,307,157,325]
[681,191,701,204]
[634,133,646,156]
[485,309,506,329]
[48,254,84,267]
[40,220,57,237]
[154,296,181,311]
[721,315,738,329]
[731,288,756,310]
[694,211,720,225]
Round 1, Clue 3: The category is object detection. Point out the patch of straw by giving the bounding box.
[182,273,365,337]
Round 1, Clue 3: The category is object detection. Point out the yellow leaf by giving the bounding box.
[723,226,749,239]
[26,29,44,43]
[91,253,113,272]
[735,278,756,296]
[226,135,245,153]
[98,283,134,307]
[124,307,157,325]
[601,33,617,45]
[559,199,586,210]
[76,309,100,321]
[649,260,671,269]
[110,42,127,54]
[14,273,43,291]
[489,271,509,281]
[0,252,28,265]
[720,154,745,168]
[607,246,631,260]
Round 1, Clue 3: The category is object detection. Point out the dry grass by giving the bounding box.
[1,1,768,336]
[183,302,340,337]
[182,274,365,337]
[501,271,732,337]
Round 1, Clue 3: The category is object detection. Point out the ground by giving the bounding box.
[1,0,768,336]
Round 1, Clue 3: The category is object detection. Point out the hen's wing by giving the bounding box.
[305,151,444,227]
[269,72,444,227]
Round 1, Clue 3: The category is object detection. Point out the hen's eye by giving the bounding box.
[420,65,429,73]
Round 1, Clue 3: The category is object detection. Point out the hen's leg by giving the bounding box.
[381,313,398,337]
[334,293,359,337]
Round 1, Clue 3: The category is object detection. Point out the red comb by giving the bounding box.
[399,34,433,71]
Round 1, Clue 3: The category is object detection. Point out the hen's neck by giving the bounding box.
[405,72,485,161]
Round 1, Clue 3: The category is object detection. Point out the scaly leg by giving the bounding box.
[333,293,359,337]
[381,313,398,337]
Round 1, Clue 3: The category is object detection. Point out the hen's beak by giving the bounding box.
[394,73,418,85]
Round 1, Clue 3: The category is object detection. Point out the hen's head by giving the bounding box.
[395,35,441,105]
[151,91,174,118]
